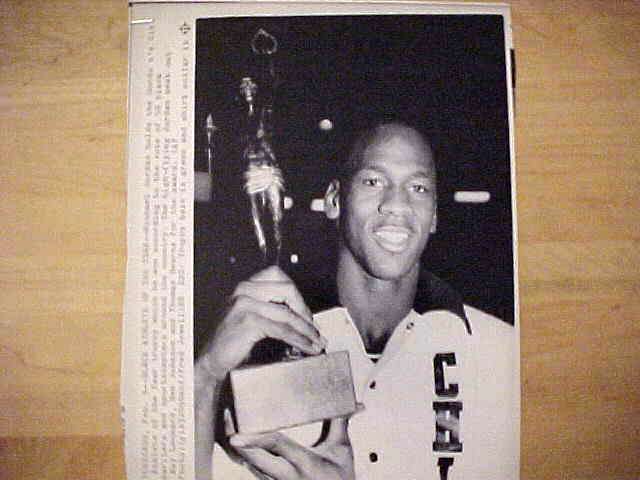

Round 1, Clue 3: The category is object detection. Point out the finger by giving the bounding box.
[231,432,316,476]
[246,464,276,480]
[250,314,324,355]
[246,266,313,321]
[230,435,297,480]
[235,279,314,323]
[249,265,290,283]
[324,416,349,445]
[324,403,364,444]
[233,296,324,348]
[236,448,296,480]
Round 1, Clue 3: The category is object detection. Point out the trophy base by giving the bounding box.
[230,351,356,434]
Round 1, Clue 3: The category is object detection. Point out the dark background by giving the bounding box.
[194,14,514,353]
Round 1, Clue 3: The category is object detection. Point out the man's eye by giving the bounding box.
[363,177,382,187]
[411,184,430,194]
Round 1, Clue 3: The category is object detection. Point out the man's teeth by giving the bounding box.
[375,230,409,243]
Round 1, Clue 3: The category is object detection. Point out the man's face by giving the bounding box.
[337,132,437,281]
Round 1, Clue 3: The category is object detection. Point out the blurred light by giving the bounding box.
[284,196,293,210]
[454,191,491,203]
[319,118,333,131]
[310,199,325,212]
[290,254,299,264]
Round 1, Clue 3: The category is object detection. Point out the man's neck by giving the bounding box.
[336,251,419,353]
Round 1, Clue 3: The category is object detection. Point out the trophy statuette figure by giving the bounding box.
[227,29,356,435]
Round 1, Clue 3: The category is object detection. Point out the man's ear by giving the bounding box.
[324,180,340,220]
[430,208,438,234]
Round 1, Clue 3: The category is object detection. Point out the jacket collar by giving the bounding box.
[307,270,472,335]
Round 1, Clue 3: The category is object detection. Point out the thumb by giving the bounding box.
[250,265,288,282]
[325,403,364,444]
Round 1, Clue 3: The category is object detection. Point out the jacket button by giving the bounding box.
[369,452,378,463]
[369,380,376,389]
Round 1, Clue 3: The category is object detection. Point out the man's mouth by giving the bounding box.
[373,226,412,252]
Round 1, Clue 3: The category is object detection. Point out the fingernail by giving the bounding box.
[230,435,247,447]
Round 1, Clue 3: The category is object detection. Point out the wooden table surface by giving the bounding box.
[1,1,638,478]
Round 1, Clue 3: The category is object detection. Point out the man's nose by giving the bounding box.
[378,186,411,216]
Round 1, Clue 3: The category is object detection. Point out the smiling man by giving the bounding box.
[195,122,518,480]
[326,124,439,353]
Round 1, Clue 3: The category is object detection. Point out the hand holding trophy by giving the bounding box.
[230,28,357,436]
[195,29,356,480]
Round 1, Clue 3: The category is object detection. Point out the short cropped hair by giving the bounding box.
[337,122,436,193]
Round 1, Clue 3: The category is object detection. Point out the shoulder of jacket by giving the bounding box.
[464,304,516,340]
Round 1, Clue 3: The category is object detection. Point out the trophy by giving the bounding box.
[240,78,283,266]
[229,29,356,434]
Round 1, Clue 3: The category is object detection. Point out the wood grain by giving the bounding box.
[1,0,128,478]
[1,0,638,479]
[513,2,640,479]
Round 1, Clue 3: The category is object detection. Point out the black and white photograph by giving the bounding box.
[193,10,519,480]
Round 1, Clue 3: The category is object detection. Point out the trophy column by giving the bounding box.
[227,28,356,434]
